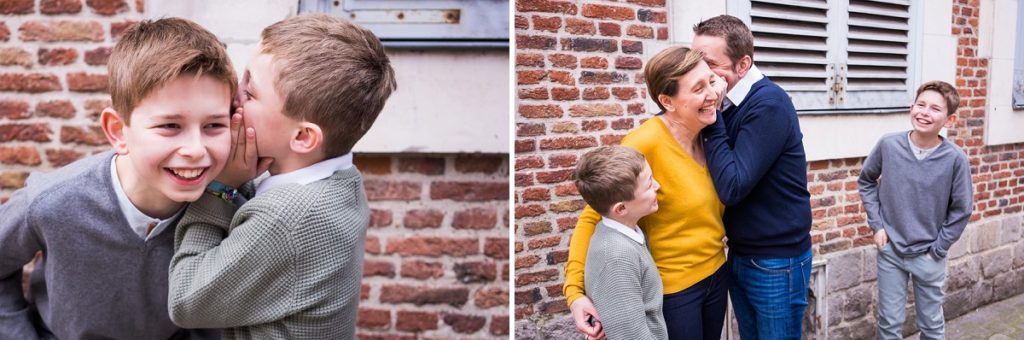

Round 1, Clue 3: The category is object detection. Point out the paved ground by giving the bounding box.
[905,292,1024,340]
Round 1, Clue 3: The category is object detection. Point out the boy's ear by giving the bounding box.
[944,114,957,128]
[100,108,129,155]
[610,202,627,217]
[289,122,324,155]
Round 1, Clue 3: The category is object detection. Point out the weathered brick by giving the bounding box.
[362,260,395,278]
[548,154,577,168]
[519,87,549,100]
[363,180,420,201]
[627,24,655,38]
[110,20,138,40]
[515,268,559,286]
[67,72,107,92]
[580,71,628,84]
[582,120,607,131]
[550,121,577,133]
[385,236,478,257]
[0,0,33,14]
[549,200,585,213]
[0,73,61,92]
[535,169,574,184]
[548,70,575,85]
[611,117,635,130]
[357,308,390,329]
[516,124,545,138]
[0,146,41,165]
[580,56,608,69]
[490,315,509,335]
[616,56,643,70]
[515,15,528,29]
[517,70,546,85]
[548,53,577,69]
[539,136,598,150]
[484,237,508,259]
[564,38,616,53]
[59,125,105,145]
[395,311,439,332]
[0,171,29,189]
[84,46,111,65]
[0,48,32,67]
[397,157,444,175]
[38,48,78,66]
[454,261,497,283]
[1,123,52,142]
[430,181,508,201]
[400,260,444,279]
[41,0,83,14]
[83,99,110,120]
[519,104,562,118]
[474,287,508,309]
[532,15,560,32]
[516,0,577,14]
[35,100,75,119]
[517,34,556,50]
[622,40,643,54]
[443,313,486,334]
[452,207,497,229]
[403,209,444,229]
[20,21,104,42]
[551,87,580,101]
[626,0,666,7]
[598,22,621,37]
[581,4,636,20]
[638,9,667,23]
[381,285,469,307]
[0,100,30,119]
[0,23,9,41]
[87,0,128,15]
[454,155,503,174]
[515,139,535,153]
[612,87,638,100]
[582,87,610,100]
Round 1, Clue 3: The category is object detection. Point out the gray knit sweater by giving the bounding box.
[858,131,973,258]
[584,221,667,340]
[0,151,217,340]
[168,166,369,339]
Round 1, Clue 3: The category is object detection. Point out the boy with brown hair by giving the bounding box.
[859,80,973,340]
[575,146,667,340]
[0,18,233,339]
[167,13,396,339]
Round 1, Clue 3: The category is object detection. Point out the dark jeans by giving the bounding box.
[728,248,813,340]
[662,264,729,340]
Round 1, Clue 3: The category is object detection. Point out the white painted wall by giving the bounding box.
[981,0,1024,146]
[666,0,957,161]
[146,0,509,154]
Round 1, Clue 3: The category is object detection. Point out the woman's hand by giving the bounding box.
[712,74,728,109]
[570,296,605,340]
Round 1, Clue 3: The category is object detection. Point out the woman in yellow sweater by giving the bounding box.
[564,46,729,340]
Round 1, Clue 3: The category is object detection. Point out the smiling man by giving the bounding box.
[692,15,814,340]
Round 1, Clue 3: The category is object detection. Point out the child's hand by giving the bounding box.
[874,229,888,249]
[215,108,273,188]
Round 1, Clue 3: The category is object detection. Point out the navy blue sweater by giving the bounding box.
[701,77,812,258]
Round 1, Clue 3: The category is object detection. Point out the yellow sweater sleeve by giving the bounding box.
[563,204,601,306]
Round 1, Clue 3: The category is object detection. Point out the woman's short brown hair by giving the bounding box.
[644,46,705,112]
[108,18,237,124]
[261,13,397,157]
[916,80,960,115]
[574,146,647,216]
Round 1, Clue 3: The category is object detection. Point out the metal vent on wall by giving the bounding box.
[298,0,509,48]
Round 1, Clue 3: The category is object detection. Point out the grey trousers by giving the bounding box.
[876,243,947,340]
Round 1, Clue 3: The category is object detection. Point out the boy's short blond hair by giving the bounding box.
[261,13,397,157]
[108,18,237,124]
[644,46,705,112]
[916,80,960,115]
[574,146,647,216]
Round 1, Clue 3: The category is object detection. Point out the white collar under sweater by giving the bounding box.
[720,64,765,112]
[600,217,645,245]
[255,153,354,196]
[110,156,182,240]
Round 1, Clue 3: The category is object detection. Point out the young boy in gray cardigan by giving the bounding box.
[167,14,396,339]
[0,18,234,339]
[858,80,973,340]
[573,146,667,340]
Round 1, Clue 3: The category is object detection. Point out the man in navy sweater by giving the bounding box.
[693,15,813,339]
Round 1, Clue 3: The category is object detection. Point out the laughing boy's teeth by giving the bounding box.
[170,168,204,179]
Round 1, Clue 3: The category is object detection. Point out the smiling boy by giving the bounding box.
[858,80,974,340]
[0,18,233,339]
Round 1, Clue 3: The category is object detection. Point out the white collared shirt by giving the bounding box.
[110,156,182,240]
[720,64,765,112]
[255,153,354,196]
[600,217,646,245]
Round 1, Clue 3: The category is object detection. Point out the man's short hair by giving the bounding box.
[692,15,754,66]
[915,80,960,115]
[644,46,705,112]
[108,18,237,124]
[261,13,397,157]
[574,146,647,216]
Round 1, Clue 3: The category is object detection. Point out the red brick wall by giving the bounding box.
[0,1,511,338]
[514,0,1023,335]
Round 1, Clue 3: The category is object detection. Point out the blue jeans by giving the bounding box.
[727,249,812,340]
[662,264,730,340]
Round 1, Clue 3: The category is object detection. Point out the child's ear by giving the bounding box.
[610,202,627,217]
[944,114,957,128]
[290,122,323,155]
[100,108,129,155]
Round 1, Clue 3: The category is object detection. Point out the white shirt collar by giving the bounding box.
[600,217,645,245]
[255,153,354,195]
[721,64,765,111]
[110,156,181,240]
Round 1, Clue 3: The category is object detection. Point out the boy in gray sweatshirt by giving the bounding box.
[0,18,234,339]
[858,80,973,340]
[574,146,667,340]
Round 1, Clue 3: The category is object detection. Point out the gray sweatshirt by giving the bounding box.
[584,220,667,340]
[0,151,217,340]
[858,132,974,258]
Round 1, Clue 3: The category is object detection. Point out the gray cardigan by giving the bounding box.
[858,132,974,258]
[584,220,668,340]
[169,166,369,339]
[0,151,217,339]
